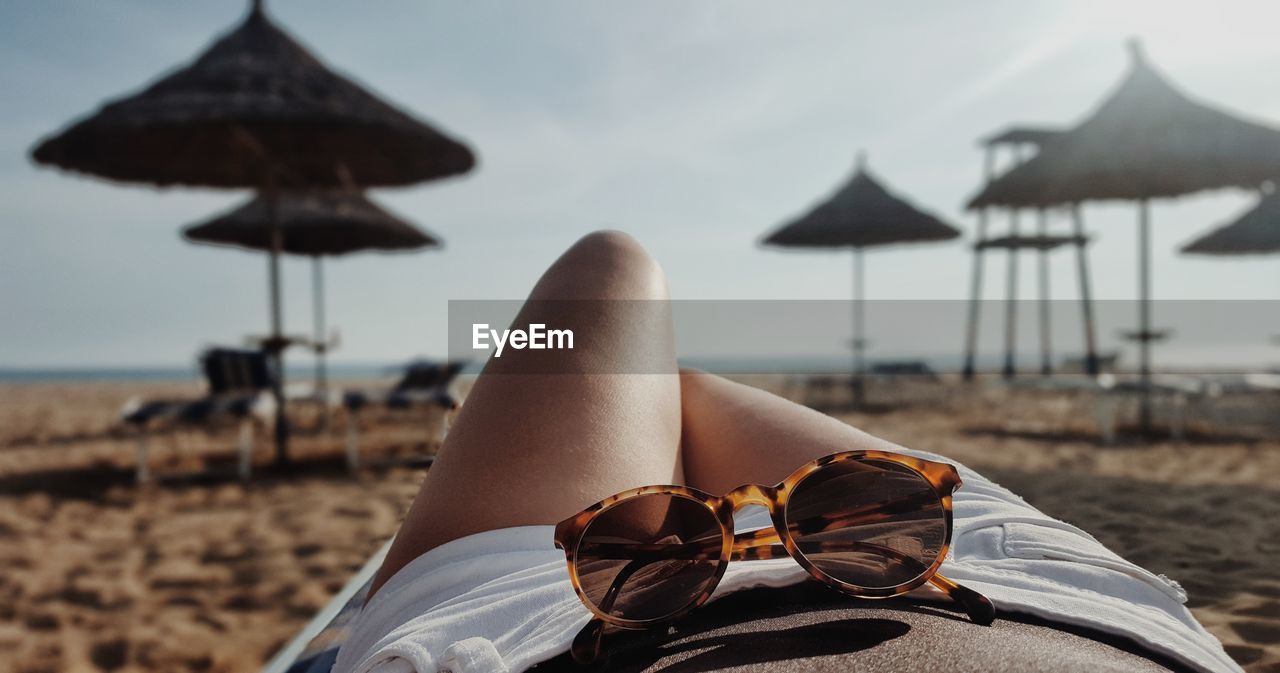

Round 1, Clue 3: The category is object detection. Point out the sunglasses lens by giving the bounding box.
[785,459,947,590]
[573,493,723,622]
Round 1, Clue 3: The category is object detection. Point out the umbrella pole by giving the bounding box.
[963,146,997,382]
[1003,210,1020,379]
[1037,208,1052,376]
[1138,198,1153,434]
[1071,205,1100,377]
[962,208,988,382]
[265,184,290,464]
[851,248,866,409]
[312,255,329,430]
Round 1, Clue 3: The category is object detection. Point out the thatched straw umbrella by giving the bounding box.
[967,40,1280,432]
[30,0,474,463]
[183,191,441,417]
[1181,190,1280,256]
[1182,190,1280,354]
[763,154,961,406]
[30,1,473,188]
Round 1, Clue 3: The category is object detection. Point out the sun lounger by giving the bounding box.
[1091,377,1201,444]
[786,373,846,409]
[341,361,466,470]
[1004,374,1228,443]
[1104,373,1280,440]
[120,348,275,483]
[1059,352,1120,374]
[787,362,943,410]
[868,360,940,382]
[262,542,390,673]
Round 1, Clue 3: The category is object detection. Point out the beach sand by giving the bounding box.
[0,377,1277,672]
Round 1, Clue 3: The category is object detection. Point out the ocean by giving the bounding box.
[2,352,1272,383]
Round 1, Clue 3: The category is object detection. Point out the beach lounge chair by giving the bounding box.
[340,360,466,470]
[788,361,942,411]
[1060,352,1119,374]
[992,373,1174,443]
[786,373,846,409]
[120,348,275,483]
[1001,373,1225,444]
[1094,373,1280,442]
[868,360,940,382]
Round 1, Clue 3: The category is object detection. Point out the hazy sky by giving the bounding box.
[3,1,1279,367]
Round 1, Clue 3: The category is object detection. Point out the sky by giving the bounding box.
[2,0,1280,368]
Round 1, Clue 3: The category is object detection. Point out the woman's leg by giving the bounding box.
[369,231,683,596]
[679,370,902,494]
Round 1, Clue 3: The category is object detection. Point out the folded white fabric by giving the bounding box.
[332,449,1242,673]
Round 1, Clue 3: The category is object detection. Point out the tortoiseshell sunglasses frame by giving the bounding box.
[554,450,996,663]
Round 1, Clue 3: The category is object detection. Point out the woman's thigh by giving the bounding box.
[370,231,684,596]
[679,370,903,495]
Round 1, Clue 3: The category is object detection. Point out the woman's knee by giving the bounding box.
[565,230,651,267]
[534,230,667,300]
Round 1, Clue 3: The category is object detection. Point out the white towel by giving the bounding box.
[333,449,1241,673]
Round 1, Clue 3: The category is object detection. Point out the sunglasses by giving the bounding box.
[554,450,996,664]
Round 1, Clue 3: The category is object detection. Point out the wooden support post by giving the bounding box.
[1037,209,1052,376]
[1137,199,1153,434]
[346,411,360,472]
[238,418,254,482]
[1071,205,1100,377]
[1003,210,1020,379]
[135,431,150,485]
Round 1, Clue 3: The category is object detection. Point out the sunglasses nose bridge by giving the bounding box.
[723,483,779,512]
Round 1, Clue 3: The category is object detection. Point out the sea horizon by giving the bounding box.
[3,353,1276,383]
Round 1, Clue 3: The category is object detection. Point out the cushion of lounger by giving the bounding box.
[343,389,456,411]
[528,584,1188,673]
[386,388,456,409]
[122,399,183,425]
[343,391,371,411]
[176,398,218,423]
[173,395,258,424]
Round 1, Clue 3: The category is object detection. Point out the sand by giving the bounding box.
[0,377,1277,672]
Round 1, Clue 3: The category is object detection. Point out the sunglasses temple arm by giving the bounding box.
[725,492,940,554]
[571,557,651,665]
[787,490,942,537]
[730,533,995,626]
[731,533,920,568]
[597,558,648,615]
[929,573,996,626]
[571,618,606,665]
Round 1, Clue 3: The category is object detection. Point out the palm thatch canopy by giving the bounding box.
[1181,191,1280,255]
[763,158,960,249]
[762,155,958,408]
[968,42,1280,210]
[183,191,440,256]
[30,1,474,188]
